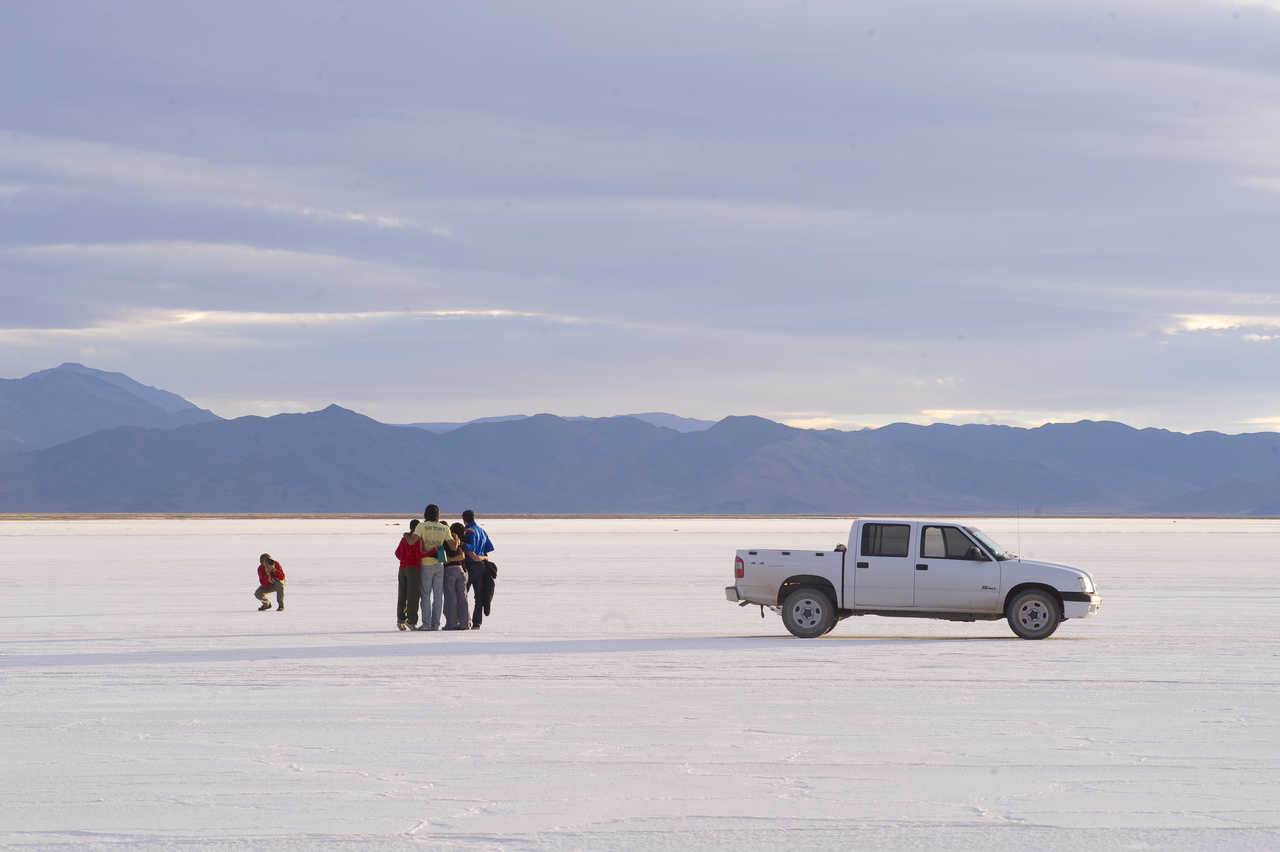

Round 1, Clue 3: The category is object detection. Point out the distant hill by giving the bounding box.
[0,363,219,454]
[2,404,1279,514]
[624,412,717,433]
[408,412,716,434]
[407,414,534,433]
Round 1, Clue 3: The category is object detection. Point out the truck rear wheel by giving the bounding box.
[1006,588,1061,639]
[781,586,836,638]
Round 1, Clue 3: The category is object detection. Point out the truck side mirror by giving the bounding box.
[834,544,847,552]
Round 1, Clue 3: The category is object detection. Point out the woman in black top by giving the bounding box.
[441,522,471,630]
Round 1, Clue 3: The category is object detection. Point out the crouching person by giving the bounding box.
[442,522,470,630]
[254,553,286,611]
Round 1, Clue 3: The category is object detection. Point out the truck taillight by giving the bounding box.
[734,556,745,579]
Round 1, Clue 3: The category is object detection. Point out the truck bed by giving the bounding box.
[733,547,845,608]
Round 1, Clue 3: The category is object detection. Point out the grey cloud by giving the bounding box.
[2,0,1279,432]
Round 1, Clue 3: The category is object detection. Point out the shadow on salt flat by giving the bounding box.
[0,629,393,646]
[0,633,1078,668]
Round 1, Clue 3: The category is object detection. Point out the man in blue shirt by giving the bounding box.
[461,509,495,629]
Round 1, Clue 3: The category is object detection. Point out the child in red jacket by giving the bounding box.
[394,520,426,630]
[254,553,286,611]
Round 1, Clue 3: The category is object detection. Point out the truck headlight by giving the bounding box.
[1078,575,1094,594]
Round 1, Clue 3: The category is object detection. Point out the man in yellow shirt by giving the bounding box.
[415,504,457,630]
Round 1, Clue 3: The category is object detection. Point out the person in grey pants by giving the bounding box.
[419,554,444,630]
[414,504,454,631]
[442,522,471,630]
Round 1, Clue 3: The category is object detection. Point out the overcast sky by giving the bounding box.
[2,1,1279,432]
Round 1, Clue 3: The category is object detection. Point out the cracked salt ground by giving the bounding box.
[1,516,1278,850]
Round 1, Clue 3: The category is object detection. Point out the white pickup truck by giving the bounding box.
[725,518,1100,639]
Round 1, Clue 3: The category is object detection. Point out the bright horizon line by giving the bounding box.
[186,401,1280,437]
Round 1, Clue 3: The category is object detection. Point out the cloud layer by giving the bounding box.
[2,1,1278,429]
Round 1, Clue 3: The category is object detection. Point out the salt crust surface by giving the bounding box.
[1,517,1277,850]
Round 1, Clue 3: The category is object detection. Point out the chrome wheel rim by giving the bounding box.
[1017,598,1050,632]
[790,596,825,630]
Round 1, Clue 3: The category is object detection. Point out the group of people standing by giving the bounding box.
[395,505,496,631]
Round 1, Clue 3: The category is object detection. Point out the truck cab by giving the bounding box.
[726,518,1100,639]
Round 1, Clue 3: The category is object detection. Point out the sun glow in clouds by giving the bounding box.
[1167,314,1280,335]
[0,306,626,345]
[780,409,1116,430]
[168,308,558,326]
[780,416,865,430]
[1241,415,1280,430]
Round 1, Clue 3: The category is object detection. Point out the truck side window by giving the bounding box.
[922,526,987,560]
[862,523,910,557]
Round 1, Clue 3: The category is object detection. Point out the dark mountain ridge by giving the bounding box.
[2,404,1279,514]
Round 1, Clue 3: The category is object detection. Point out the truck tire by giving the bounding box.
[1006,588,1061,640]
[781,586,836,638]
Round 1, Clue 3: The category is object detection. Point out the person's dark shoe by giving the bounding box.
[258,602,272,611]
[276,605,284,612]
[397,622,408,631]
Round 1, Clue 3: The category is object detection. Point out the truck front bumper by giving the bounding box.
[725,585,742,602]
[1062,593,1102,619]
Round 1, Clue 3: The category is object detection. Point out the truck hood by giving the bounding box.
[1007,558,1096,593]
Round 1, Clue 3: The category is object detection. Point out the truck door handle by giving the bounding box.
[856,561,869,568]
[916,563,929,571]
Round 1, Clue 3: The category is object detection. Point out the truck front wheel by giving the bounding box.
[1006,589,1061,639]
[781,587,836,638]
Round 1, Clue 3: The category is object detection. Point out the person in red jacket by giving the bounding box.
[254,553,286,611]
[394,520,426,630]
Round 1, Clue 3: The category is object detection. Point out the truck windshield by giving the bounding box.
[964,527,1014,560]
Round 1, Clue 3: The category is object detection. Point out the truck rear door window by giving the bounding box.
[862,523,910,557]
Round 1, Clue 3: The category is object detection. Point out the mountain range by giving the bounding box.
[0,363,219,454]
[1,364,1279,514]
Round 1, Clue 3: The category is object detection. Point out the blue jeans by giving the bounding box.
[419,564,444,629]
